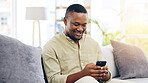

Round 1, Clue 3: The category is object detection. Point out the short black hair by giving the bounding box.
[65,4,87,18]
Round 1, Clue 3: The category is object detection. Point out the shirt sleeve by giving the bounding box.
[42,43,68,83]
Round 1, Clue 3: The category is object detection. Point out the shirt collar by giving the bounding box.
[62,33,84,44]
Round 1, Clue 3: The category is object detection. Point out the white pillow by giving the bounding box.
[101,45,119,77]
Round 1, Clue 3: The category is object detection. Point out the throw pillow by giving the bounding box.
[0,35,45,83]
[111,40,148,79]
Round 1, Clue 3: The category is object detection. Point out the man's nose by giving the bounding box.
[77,26,83,31]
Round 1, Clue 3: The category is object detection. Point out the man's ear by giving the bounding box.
[64,17,67,26]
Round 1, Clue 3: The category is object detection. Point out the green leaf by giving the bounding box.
[89,18,126,46]
[115,32,121,36]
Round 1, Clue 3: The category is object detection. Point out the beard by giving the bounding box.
[71,30,84,41]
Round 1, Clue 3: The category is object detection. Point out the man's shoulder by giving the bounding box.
[44,33,63,47]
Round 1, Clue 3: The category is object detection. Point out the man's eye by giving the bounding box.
[73,24,79,26]
[82,24,86,27]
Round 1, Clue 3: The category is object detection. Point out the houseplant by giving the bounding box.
[88,19,125,46]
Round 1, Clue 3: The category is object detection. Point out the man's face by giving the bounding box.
[64,12,88,41]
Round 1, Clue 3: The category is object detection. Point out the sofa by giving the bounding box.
[102,40,148,83]
[0,34,46,83]
[0,34,148,83]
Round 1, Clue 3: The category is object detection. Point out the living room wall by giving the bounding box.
[0,0,148,58]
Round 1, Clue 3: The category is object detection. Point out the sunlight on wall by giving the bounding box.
[126,38,148,59]
[126,20,148,34]
[91,0,148,58]
[125,0,148,34]
[91,0,121,46]
[3,0,148,54]
[124,0,148,58]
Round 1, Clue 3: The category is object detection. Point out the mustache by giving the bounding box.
[74,30,84,34]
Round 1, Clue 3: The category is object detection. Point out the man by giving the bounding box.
[42,4,111,83]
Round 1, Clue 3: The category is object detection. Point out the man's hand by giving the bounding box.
[96,65,110,81]
[66,63,111,83]
[80,63,110,81]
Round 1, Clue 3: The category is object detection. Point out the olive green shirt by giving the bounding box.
[42,33,105,83]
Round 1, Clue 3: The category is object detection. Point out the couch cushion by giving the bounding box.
[110,78,135,83]
[101,45,119,77]
[111,40,148,79]
[0,35,45,83]
[113,77,148,83]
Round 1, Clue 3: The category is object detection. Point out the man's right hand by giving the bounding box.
[66,63,109,83]
[80,63,99,79]
[80,63,108,80]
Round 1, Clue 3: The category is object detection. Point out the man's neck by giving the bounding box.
[64,32,80,47]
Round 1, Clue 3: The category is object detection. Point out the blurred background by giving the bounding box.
[0,0,148,58]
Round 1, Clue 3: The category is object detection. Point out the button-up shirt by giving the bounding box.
[42,33,105,83]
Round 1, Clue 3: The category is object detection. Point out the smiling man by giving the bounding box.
[64,10,87,44]
[42,4,111,83]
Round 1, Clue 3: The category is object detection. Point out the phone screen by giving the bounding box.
[96,61,107,67]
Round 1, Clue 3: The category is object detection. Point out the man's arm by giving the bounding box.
[66,63,97,83]
[43,47,111,83]
[66,63,111,83]
[66,71,84,83]
[66,43,111,83]
[42,45,68,83]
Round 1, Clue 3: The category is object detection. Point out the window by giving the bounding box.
[91,0,148,58]
[0,0,16,37]
[123,0,148,58]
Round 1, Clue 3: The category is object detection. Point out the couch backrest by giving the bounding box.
[101,45,119,78]
[0,34,45,83]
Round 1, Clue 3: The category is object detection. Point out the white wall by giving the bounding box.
[16,0,55,48]
[15,0,121,47]
[91,0,121,46]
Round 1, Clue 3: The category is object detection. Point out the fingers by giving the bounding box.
[98,73,108,80]
[86,63,96,69]
[83,63,109,80]
[93,72,108,80]
[91,73,106,77]
[85,64,109,81]
[89,68,108,77]
[96,66,108,70]
[90,69,102,74]
[87,63,108,70]
[91,66,109,81]
[102,66,108,70]
[93,73,107,80]
[88,63,96,66]
[90,65,108,75]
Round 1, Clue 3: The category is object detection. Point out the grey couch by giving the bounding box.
[1,34,148,83]
[102,41,148,83]
[0,34,46,83]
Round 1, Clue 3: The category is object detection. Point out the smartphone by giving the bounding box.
[96,61,107,67]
